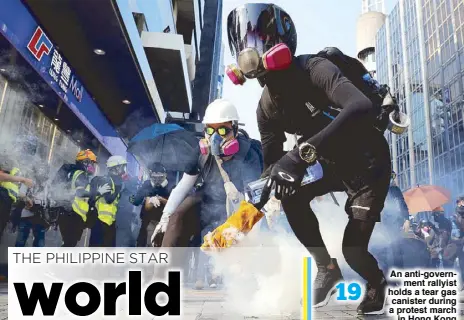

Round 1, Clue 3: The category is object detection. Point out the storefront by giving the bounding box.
[0,0,135,174]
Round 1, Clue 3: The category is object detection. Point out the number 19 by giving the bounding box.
[336,282,362,301]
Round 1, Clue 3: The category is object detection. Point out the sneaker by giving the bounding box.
[357,278,387,315]
[313,258,343,308]
[194,280,204,290]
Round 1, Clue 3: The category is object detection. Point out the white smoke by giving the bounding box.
[207,192,393,317]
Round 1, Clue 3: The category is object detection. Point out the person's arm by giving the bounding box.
[130,181,151,206]
[0,171,34,187]
[256,97,286,174]
[162,173,198,217]
[303,57,377,153]
[103,181,120,204]
[74,173,90,198]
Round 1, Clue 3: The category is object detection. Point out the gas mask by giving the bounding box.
[457,205,464,216]
[82,160,97,176]
[150,172,168,188]
[200,133,240,157]
[109,164,127,179]
[226,43,292,85]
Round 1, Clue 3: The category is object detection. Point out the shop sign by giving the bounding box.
[27,26,84,102]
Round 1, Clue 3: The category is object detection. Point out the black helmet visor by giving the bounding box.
[227,3,295,62]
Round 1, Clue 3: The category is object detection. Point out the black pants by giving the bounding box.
[136,205,165,247]
[89,218,116,247]
[0,199,12,238]
[281,156,390,286]
[58,210,86,247]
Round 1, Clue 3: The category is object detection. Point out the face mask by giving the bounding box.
[85,163,96,175]
[150,173,167,186]
[226,43,292,85]
[457,206,464,215]
[200,133,240,157]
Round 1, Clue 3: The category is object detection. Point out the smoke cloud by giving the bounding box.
[207,192,398,317]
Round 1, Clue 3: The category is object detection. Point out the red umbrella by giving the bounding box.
[403,185,451,215]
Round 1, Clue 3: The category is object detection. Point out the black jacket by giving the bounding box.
[257,57,388,172]
[130,180,169,206]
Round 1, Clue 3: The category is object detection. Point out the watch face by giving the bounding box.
[300,144,316,162]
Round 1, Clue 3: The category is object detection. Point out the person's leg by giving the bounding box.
[342,220,384,286]
[89,219,104,247]
[0,201,12,238]
[458,248,464,287]
[59,211,83,247]
[32,224,46,247]
[281,172,345,307]
[101,223,116,247]
[341,157,391,315]
[136,214,150,247]
[15,219,31,247]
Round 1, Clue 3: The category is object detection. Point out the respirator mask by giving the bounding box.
[457,202,464,216]
[109,164,127,180]
[199,125,240,157]
[226,3,297,85]
[82,159,97,175]
[226,43,292,85]
[150,171,167,187]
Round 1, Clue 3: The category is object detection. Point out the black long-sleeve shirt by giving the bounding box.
[257,57,384,171]
[130,180,169,206]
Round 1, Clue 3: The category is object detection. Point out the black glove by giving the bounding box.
[258,149,308,206]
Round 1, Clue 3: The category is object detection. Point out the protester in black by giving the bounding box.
[130,163,169,247]
[226,3,391,315]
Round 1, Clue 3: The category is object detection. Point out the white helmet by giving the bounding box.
[107,155,127,168]
[202,99,240,124]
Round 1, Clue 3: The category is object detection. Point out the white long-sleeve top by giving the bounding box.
[162,173,198,217]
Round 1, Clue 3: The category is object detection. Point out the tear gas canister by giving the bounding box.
[245,161,323,204]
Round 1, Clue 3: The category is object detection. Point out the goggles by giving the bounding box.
[204,126,233,137]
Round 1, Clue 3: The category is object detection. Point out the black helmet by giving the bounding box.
[227,3,297,64]
[149,163,166,174]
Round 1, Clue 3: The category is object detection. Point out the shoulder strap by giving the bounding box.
[214,156,231,183]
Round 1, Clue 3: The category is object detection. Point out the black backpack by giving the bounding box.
[295,47,398,131]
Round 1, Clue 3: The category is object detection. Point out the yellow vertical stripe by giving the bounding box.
[303,257,308,320]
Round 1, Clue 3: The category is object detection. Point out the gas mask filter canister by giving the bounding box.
[226,43,293,85]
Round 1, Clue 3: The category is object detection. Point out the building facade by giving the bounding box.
[0,0,223,259]
[216,43,225,99]
[191,0,224,121]
[357,0,386,76]
[376,0,464,204]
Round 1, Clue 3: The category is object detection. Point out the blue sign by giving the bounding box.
[0,0,127,156]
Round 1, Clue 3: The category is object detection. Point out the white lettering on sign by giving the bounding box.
[59,61,71,93]
[70,76,83,102]
[47,47,84,101]
[50,49,62,74]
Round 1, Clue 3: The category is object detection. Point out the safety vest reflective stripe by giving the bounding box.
[71,170,84,190]
[71,170,89,222]
[0,167,20,203]
[96,178,119,226]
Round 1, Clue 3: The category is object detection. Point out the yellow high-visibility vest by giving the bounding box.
[71,170,90,222]
[95,178,120,226]
[0,167,21,203]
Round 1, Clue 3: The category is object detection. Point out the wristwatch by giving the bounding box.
[298,142,317,164]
